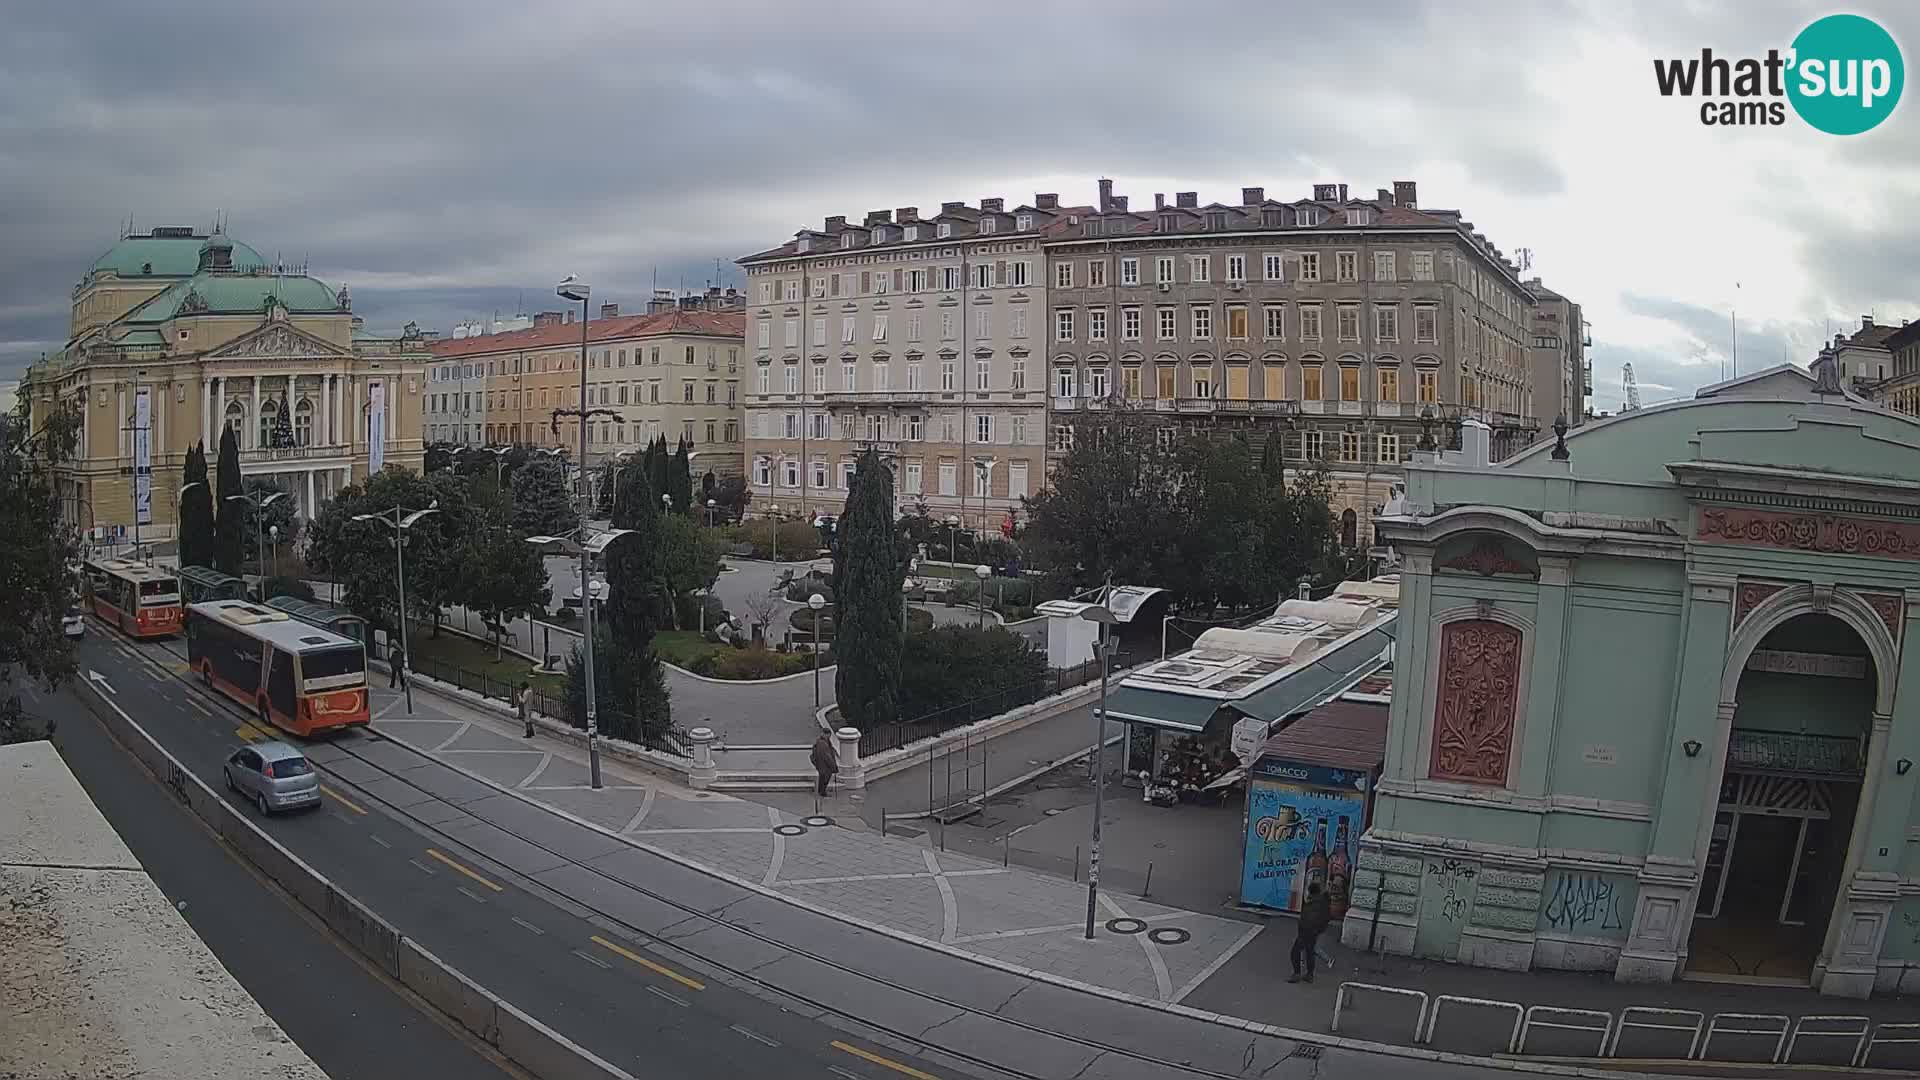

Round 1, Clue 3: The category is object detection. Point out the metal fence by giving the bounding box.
[394,646,687,757]
[858,652,1131,757]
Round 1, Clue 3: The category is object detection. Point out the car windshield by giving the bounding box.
[301,648,364,681]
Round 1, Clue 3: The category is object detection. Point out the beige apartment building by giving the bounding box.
[20,226,428,547]
[737,195,1079,530]
[1526,278,1588,424]
[1043,179,1553,546]
[426,304,744,481]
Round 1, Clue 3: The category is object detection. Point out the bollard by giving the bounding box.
[1003,835,1010,867]
[1074,845,1081,883]
[1142,861,1153,898]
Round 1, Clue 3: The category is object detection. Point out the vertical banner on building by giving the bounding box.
[367,380,387,474]
[133,388,152,526]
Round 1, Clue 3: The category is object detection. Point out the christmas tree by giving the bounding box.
[272,399,295,448]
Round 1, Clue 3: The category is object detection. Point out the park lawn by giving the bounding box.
[652,630,722,669]
[406,621,566,696]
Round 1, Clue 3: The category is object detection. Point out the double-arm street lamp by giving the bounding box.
[352,501,441,715]
[808,592,827,709]
[226,490,287,592]
[525,526,632,789]
[1079,594,1120,940]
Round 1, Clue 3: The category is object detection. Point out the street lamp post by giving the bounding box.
[808,593,826,709]
[904,557,917,627]
[351,501,441,717]
[525,527,631,789]
[946,514,959,567]
[768,503,782,563]
[225,490,287,596]
[974,563,990,627]
[1079,595,1120,940]
[269,524,280,580]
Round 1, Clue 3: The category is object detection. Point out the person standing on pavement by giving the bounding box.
[388,642,407,690]
[1288,881,1332,983]
[810,730,839,797]
[518,681,534,738]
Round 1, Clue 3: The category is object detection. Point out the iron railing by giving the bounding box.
[858,653,1131,757]
[393,646,687,757]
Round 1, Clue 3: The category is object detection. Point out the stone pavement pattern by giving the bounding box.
[368,681,1264,1008]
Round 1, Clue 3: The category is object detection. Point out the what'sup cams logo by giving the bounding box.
[1653,13,1903,134]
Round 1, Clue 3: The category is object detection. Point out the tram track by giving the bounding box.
[128,631,1319,1080]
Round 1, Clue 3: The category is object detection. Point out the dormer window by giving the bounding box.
[842,233,856,249]
[1297,208,1323,227]
[1349,208,1373,226]
[1262,209,1284,227]
[904,224,919,242]
[872,226,887,244]
[1205,211,1227,230]
[797,236,811,252]
[1158,214,1178,233]
[1015,213,1033,231]
[937,222,952,238]
[979,217,997,235]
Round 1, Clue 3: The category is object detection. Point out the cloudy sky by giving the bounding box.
[4,0,1916,411]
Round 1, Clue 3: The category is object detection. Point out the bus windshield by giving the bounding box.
[301,648,365,683]
[138,580,180,604]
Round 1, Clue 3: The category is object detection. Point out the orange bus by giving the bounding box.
[83,558,184,638]
[186,600,370,736]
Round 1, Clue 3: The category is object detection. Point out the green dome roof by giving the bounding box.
[123,271,342,323]
[88,230,267,279]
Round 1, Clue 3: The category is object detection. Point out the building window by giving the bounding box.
[1226,306,1249,340]
[1304,429,1324,459]
[1120,257,1139,286]
[1263,305,1285,340]
[907,268,927,292]
[1191,306,1213,340]
[1089,308,1108,342]
[784,319,799,348]
[940,413,955,442]
[940,311,956,340]
[973,263,993,289]
[908,314,923,342]
[1056,261,1073,288]
[1379,433,1400,462]
[1336,305,1360,342]
[905,460,923,492]
[1088,259,1106,287]
[1056,367,1076,398]
[1011,357,1026,389]
[1339,366,1360,401]
[908,361,923,390]
[1088,366,1109,399]
[1412,251,1435,281]
[875,362,891,391]
[1429,619,1522,786]
[1156,365,1176,399]
[873,314,889,342]
[1122,307,1142,341]
[783,459,800,487]
[1156,256,1175,283]
[1298,252,1321,283]
[939,461,957,495]
[1336,252,1358,282]
[1340,430,1361,461]
[1122,365,1142,399]
[1010,307,1027,339]
[1157,307,1177,340]
[1056,309,1075,342]
[905,415,922,440]
[937,222,952,239]
[812,318,826,346]
[976,414,993,443]
[1009,260,1029,287]
[684,382,695,403]
[1226,254,1246,282]
[976,358,991,390]
[941,360,956,390]
[980,217,997,235]
[1189,255,1210,283]
[1192,366,1213,399]
[782,364,798,394]
[1375,305,1399,343]
[1011,414,1027,443]
[1263,252,1284,281]
[1374,252,1395,281]
[1303,365,1323,401]
[1300,305,1322,341]
[843,362,857,390]
[1414,306,1438,343]
[1379,367,1399,402]
[811,363,825,393]
[1052,423,1075,452]
[756,457,771,486]
[974,308,991,340]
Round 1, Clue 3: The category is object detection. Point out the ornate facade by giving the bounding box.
[20,226,428,547]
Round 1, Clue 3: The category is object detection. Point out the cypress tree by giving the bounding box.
[604,464,665,646]
[668,436,693,514]
[1260,428,1287,485]
[646,436,670,505]
[213,426,245,574]
[178,441,215,569]
[832,449,903,730]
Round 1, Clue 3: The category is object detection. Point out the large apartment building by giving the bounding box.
[1526,278,1588,424]
[1044,179,1551,545]
[426,301,744,478]
[737,196,1079,530]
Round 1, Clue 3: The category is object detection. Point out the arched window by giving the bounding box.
[258,399,279,448]
[1341,507,1357,549]
[294,399,314,447]
[224,400,246,445]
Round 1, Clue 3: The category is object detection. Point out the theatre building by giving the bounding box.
[1346,362,1920,997]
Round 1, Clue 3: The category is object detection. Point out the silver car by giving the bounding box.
[62,607,85,639]
[224,741,321,814]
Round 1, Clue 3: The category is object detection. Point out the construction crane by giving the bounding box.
[1622,363,1642,411]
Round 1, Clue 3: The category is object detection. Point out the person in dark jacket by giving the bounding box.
[388,644,407,690]
[810,731,839,797]
[1289,882,1332,983]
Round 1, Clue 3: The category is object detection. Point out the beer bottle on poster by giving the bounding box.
[1328,816,1352,918]
[1306,819,1329,892]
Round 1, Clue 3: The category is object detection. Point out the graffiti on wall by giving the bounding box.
[1538,869,1635,939]
[1427,858,1478,923]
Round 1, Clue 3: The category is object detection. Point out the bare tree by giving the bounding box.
[742,590,781,648]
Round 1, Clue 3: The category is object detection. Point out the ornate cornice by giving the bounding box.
[1437,537,1537,579]
[1699,505,1920,561]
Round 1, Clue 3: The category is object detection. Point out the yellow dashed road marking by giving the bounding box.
[424,848,503,892]
[830,1041,942,1080]
[590,934,706,991]
[322,786,368,815]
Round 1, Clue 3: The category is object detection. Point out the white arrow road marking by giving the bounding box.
[87,670,117,696]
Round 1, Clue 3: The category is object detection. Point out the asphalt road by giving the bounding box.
[68,630,962,1080]
[47,675,515,1080]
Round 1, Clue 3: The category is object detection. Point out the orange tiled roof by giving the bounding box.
[427,309,742,359]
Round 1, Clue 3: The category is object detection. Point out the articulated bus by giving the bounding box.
[266,596,369,644]
[186,600,370,736]
[83,558,183,638]
[179,565,249,605]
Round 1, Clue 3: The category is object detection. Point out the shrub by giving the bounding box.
[711,648,798,680]
[789,605,835,638]
[897,625,1047,722]
[732,519,824,561]
[674,591,727,631]
[259,574,315,602]
[784,574,834,604]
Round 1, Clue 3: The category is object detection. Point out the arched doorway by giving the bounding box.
[1689,612,1876,983]
[1340,508,1358,549]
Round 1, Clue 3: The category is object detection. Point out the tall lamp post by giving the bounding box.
[1079,596,1119,940]
[808,593,826,709]
[525,527,631,789]
[768,503,782,563]
[705,498,718,528]
[946,514,960,566]
[974,564,990,627]
[225,490,287,594]
[351,501,441,716]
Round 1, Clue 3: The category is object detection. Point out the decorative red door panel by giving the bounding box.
[1430,619,1522,786]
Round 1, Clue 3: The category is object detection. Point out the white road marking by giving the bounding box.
[828,1067,865,1080]
[730,1024,779,1047]
[620,786,657,833]
[762,805,786,887]
[573,949,612,969]
[369,834,393,849]
[511,916,545,936]
[456,885,489,904]
[430,722,473,752]
[517,752,555,788]
[408,858,436,876]
[645,986,689,1007]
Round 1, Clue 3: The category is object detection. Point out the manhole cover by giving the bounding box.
[1105,918,1148,934]
[773,824,808,836]
[801,815,833,827]
[1147,927,1191,945]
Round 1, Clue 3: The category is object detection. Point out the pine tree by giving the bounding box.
[832,448,903,730]
[509,455,578,537]
[668,436,693,515]
[213,425,245,574]
[178,440,215,568]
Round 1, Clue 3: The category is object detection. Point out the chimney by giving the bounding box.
[1337,183,1348,201]
[1394,180,1418,209]
[1313,183,1339,201]
[564,309,575,325]
[1112,195,1128,212]
[825,214,846,230]
[1154,193,1166,211]
[980,197,1004,213]
[1377,188,1392,204]
[897,206,919,223]
[1175,192,1198,209]
[1035,193,1058,210]
[1241,187,1264,205]
[1862,315,1875,330]
[865,209,892,226]
[533,311,563,328]
[1097,179,1113,212]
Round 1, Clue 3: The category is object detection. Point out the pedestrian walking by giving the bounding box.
[518,681,534,738]
[388,643,407,690]
[1288,881,1332,983]
[810,730,839,797]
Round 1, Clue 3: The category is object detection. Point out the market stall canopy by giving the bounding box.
[1256,698,1390,776]
[1221,622,1395,726]
[1096,682,1220,733]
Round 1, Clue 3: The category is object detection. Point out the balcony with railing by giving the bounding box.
[821,390,937,407]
